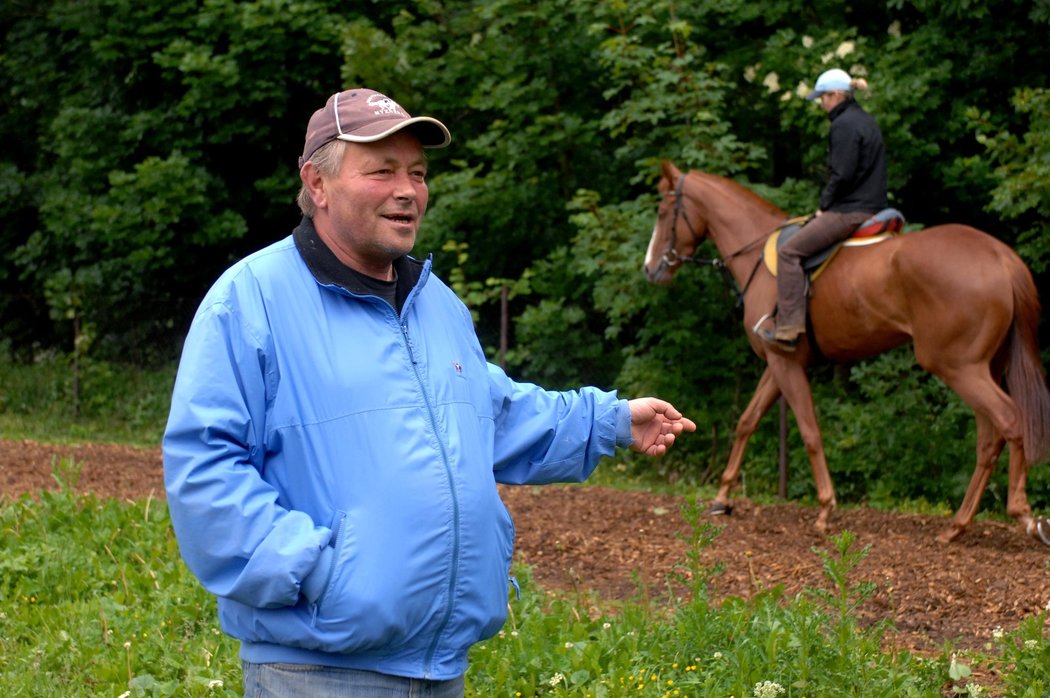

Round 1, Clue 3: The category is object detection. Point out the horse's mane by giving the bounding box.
[688,170,786,219]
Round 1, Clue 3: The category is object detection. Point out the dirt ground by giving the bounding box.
[3,438,1049,657]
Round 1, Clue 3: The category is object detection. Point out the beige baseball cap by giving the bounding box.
[299,88,451,168]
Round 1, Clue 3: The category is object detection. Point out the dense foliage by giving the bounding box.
[2,0,1049,509]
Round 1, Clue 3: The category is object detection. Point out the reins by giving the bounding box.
[663,174,767,307]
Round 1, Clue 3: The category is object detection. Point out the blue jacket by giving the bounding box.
[162,218,631,680]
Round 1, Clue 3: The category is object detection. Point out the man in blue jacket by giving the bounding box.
[163,87,696,698]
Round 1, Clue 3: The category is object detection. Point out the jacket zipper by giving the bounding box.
[401,317,461,679]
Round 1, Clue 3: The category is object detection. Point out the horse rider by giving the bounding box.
[758,68,888,350]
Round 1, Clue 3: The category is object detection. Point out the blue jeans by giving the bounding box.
[242,662,466,698]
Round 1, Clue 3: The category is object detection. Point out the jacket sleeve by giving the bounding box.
[162,296,332,608]
[486,362,632,485]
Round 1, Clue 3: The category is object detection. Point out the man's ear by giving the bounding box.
[300,163,328,211]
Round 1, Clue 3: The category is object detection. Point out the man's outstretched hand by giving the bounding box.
[627,398,697,456]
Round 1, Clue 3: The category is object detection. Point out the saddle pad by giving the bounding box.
[763,231,894,277]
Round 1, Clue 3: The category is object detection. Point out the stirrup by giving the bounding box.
[751,313,773,335]
[755,326,799,351]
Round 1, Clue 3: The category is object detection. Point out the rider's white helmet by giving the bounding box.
[806,68,852,100]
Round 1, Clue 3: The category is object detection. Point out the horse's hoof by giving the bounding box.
[708,502,733,517]
[936,526,962,544]
[1030,517,1050,547]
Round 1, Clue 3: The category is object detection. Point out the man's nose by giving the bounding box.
[392,172,417,199]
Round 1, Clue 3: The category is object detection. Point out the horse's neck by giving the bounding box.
[687,175,777,278]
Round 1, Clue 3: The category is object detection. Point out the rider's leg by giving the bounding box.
[774,210,870,339]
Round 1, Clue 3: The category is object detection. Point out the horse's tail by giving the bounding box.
[1004,254,1050,465]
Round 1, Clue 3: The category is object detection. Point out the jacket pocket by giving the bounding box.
[307,508,440,654]
[474,499,516,642]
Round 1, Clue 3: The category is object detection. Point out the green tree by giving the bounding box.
[0,0,353,361]
[968,87,1050,272]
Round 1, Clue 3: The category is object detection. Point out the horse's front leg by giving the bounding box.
[712,366,781,516]
[771,358,837,533]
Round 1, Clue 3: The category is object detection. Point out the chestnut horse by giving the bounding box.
[644,161,1050,544]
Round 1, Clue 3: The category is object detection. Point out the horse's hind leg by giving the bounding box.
[938,412,1006,543]
[712,366,781,516]
[933,368,1029,542]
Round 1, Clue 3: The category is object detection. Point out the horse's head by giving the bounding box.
[644,161,706,285]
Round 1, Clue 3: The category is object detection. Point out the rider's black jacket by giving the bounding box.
[819,98,887,214]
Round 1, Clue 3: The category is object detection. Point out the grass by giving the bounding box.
[0,481,240,696]
[0,352,172,447]
[2,354,1049,696]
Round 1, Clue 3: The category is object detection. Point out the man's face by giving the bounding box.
[312,131,429,279]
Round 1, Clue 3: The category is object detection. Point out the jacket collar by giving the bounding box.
[292,216,425,308]
[828,97,856,121]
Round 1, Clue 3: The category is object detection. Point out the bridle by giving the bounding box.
[659,174,767,306]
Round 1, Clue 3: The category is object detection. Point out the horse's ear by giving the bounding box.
[661,160,680,181]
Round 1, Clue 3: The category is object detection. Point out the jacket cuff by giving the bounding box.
[615,399,633,449]
[301,545,335,603]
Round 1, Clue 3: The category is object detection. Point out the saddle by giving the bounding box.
[762,208,906,279]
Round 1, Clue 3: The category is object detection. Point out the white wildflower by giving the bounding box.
[762,72,780,93]
[888,20,901,37]
[821,51,834,64]
[992,626,1004,639]
[744,65,757,82]
[207,679,223,690]
[564,641,574,649]
[713,651,723,659]
[965,682,984,696]
[602,622,611,630]
[754,680,786,698]
[802,35,814,48]
[835,41,855,58]
[796,81,810,98]
[549,672,565,686]
[1025,639,1039,649]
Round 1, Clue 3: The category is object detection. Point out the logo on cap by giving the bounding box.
[367,94,405,117]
